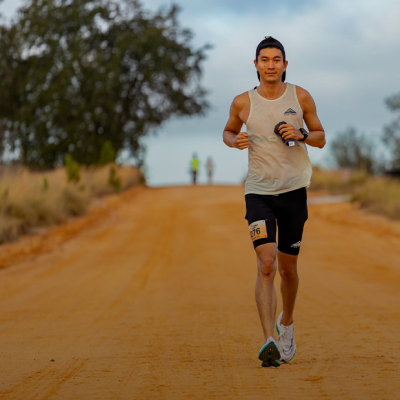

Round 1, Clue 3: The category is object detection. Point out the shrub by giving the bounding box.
[62,185,90,216]
[108,166,121,191]
[0,165,143,242]
[309,167,368,193]
[352,177,400,219]
[99,141,116,165]
[64,154,81,182]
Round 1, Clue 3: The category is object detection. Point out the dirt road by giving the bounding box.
[0,185,400,399]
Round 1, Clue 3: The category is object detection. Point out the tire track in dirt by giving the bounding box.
[2,359,88,400]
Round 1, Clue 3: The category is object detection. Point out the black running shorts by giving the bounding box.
[245,187,308,255]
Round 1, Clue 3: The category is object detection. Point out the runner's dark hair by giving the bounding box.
[255,36,286,82]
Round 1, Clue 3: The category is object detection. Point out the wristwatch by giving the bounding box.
[298,128,308,142]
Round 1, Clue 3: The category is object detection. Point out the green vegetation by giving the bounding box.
[0,0,209,168]
[99,141,116,166]
[310,167,400,220]
[309,167,369,193]
[0,165,142,243]
[108,166,121,191]
[0,0,210,243]
[64,155,81,182]
[352,177,400,220]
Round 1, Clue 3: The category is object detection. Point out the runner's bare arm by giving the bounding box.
[223,94,250,150]
[279,87,326,148]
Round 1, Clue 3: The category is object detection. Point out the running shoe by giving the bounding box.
[259,337,281,367]
[276,312,296,362]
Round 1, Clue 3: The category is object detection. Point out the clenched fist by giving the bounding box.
[233,132,249,150]
[278,124,303,141]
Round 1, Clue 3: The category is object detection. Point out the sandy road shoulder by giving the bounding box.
[0,186,145,270]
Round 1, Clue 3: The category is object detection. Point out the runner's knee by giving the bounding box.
[257,255,276,278]
[279,260,298,280]
[280,267,297,281]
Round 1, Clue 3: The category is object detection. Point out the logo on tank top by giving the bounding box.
[284,108,297,115]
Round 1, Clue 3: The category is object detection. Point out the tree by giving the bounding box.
[384,93,400,169]
[330,127,376,173]
[0,0,209,168]
[99,140,116,165]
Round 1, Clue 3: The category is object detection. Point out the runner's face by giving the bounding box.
[254,48,287,83]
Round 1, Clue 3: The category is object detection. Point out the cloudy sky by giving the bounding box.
[2,0,400,185]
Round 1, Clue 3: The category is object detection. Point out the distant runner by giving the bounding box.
[206,157,214,185]
[223,37,326,367]
[190,153,199,185]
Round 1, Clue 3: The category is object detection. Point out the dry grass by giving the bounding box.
[310,166,400,220]
[352,176,400,219]
[0,165,143,242]
[309,166,369,193]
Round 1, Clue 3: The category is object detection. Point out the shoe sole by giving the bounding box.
[276,317,296,363]
[261,360,271,367]
[258,342,281,367]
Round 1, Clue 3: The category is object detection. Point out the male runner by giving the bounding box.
[223,37,325,367]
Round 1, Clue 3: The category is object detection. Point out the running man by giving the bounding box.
[223,37,325,367]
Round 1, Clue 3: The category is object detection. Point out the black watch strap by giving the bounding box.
[299,128,308,142]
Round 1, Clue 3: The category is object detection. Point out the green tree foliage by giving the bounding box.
[99,140,116,165]
[0,0,209,168]
[330,127,376,173]
[384,93,400,169]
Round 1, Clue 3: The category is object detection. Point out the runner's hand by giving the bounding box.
[233,132,249,150]
[279,124,303,141]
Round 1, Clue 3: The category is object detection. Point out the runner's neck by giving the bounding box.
[256,82,287,101]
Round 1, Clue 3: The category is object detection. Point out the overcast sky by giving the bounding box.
[2,0,400,185]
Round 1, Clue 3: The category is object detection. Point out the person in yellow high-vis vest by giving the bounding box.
[190,153,199,185]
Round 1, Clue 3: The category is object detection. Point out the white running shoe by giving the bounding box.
[276,312,296,362]
[258,337,281,367]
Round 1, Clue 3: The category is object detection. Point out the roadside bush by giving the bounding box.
[309,167,369,193]
[310,166,400,220]
[62,186,90,216]
[352,177,400,219]
[0,165,143,242]
[64,154,81,182]
[108,166,121,191]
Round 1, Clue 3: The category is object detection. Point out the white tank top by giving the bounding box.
[244,83,312,195]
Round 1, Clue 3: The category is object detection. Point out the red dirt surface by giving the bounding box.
[0,185,399,399]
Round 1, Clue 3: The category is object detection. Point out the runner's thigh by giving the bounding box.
[276,188,308,255]
[245,194,277,249]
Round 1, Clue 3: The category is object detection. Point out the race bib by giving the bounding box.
[249,220,268,242]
